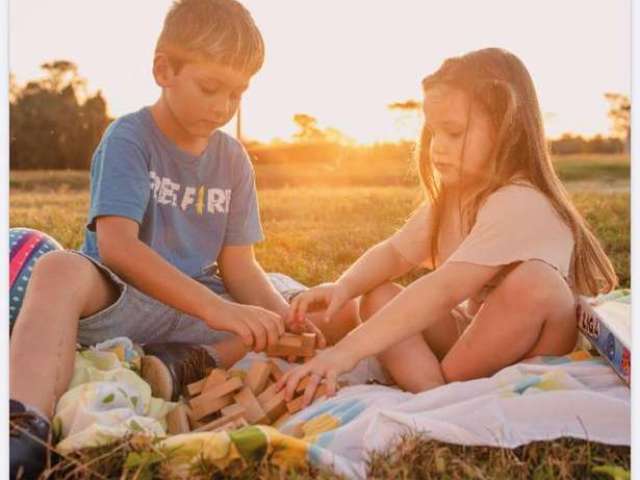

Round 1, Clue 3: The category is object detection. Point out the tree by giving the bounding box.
[292,114,325,142]
[605,92,630,153]
[387,99,421,111]
[10,60,111,169]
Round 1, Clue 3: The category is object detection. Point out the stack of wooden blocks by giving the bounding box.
[165,333,330,435]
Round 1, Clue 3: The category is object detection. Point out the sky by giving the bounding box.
[9,0,631,143]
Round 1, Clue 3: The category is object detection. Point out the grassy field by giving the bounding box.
[9,153,630,478]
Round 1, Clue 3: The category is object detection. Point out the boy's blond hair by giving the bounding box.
[156,0,265,75]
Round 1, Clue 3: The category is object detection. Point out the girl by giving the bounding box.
[277,48,618,405]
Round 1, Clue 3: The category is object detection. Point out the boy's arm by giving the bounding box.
[217,244,289,318]
[335,238,416,299]
[96,216,283,348]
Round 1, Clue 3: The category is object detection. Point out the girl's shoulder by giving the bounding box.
[480,179,557,219]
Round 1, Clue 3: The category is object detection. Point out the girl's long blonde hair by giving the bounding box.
[418,48,617,296]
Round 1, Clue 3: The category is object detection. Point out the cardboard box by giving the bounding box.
[577,295,630,385]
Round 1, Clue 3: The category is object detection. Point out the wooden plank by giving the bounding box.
[257,382,280,404]
[233,417,249,428]
[268,360,284,381]
[301,333,316,356]
[266,334,308,358]
[273,412,291,428]
[279,334,304,348]
[266,344,305,358]
[286,384,328,414]
[245,361,271,395]
[193,407,246,433]
[186,378,207,397]
[166,404,190,434]
[190,377,243,420]
[190,393,234,421]
[262,391,287,423]
[202,369,228,392]
[221,403,246,418]
[233,386,268,424]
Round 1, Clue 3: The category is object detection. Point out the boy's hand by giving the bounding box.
[287,282,351,327]
[204,302,284,352]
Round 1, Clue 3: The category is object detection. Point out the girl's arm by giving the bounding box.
[336,238,416,299]
[279,261,503,400]
[340,262,500,360]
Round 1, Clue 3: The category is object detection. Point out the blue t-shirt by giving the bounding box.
[80,107,264,281]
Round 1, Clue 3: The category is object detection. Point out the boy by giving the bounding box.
[9,1,358,477]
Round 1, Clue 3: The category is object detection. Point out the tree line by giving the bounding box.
[9,60,630,170]
[10,61,111,170]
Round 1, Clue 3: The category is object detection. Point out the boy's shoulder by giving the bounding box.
[103,108,150,143]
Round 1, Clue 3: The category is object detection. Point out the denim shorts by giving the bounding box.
[71,251,307,347]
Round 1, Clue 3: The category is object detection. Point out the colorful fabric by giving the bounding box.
[54,297,630,479]
[9,227,63,330]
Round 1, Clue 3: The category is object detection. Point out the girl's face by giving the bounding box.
[423,85,496,188]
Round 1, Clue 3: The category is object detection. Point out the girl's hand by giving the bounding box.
[275,346,357,408]
[286,315,328,352]
[287,282,351,328]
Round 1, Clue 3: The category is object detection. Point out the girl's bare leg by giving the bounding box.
[10,251,120,417]
[441,260,577,382]
[358,283,458,393]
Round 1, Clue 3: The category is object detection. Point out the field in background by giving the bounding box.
[8,153,630,477]
[9,153,630,287]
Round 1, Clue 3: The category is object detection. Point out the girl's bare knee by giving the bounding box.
[359,283,402,321]
[495,260,572,312]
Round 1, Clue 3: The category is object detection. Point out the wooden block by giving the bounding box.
[166,404,190,434]
[267,344,305,358]
[190,377,243,420]
[294,376,311,393]
[233,386,268,424]
[262,391,287,423]
[203,369,228,392]
[186,378,207,397]
[193,407,246,433]
[279,333,304,348]
[234,417,249,428]
[185,406,207,430]
[291,422,305,438]
[301,333,316,355]
[190,393,233,421]
[221,403,246,418]
[257,382,280,404]
[286,384,328,414]
[268,360,284,381]
[228,369,247,381]
[266,334,308,358]
[245,361,271,395]
[273,412,291,428]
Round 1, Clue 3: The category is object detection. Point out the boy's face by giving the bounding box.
[157,58,251,139]
[423,85,495,188]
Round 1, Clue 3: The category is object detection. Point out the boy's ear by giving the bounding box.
[153,52,175,88]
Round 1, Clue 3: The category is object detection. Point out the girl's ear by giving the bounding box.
[153,53,175,88]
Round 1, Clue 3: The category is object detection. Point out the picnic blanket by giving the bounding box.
[53,295,631,479]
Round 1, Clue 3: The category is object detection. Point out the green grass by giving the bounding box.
[8,154,630,478]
